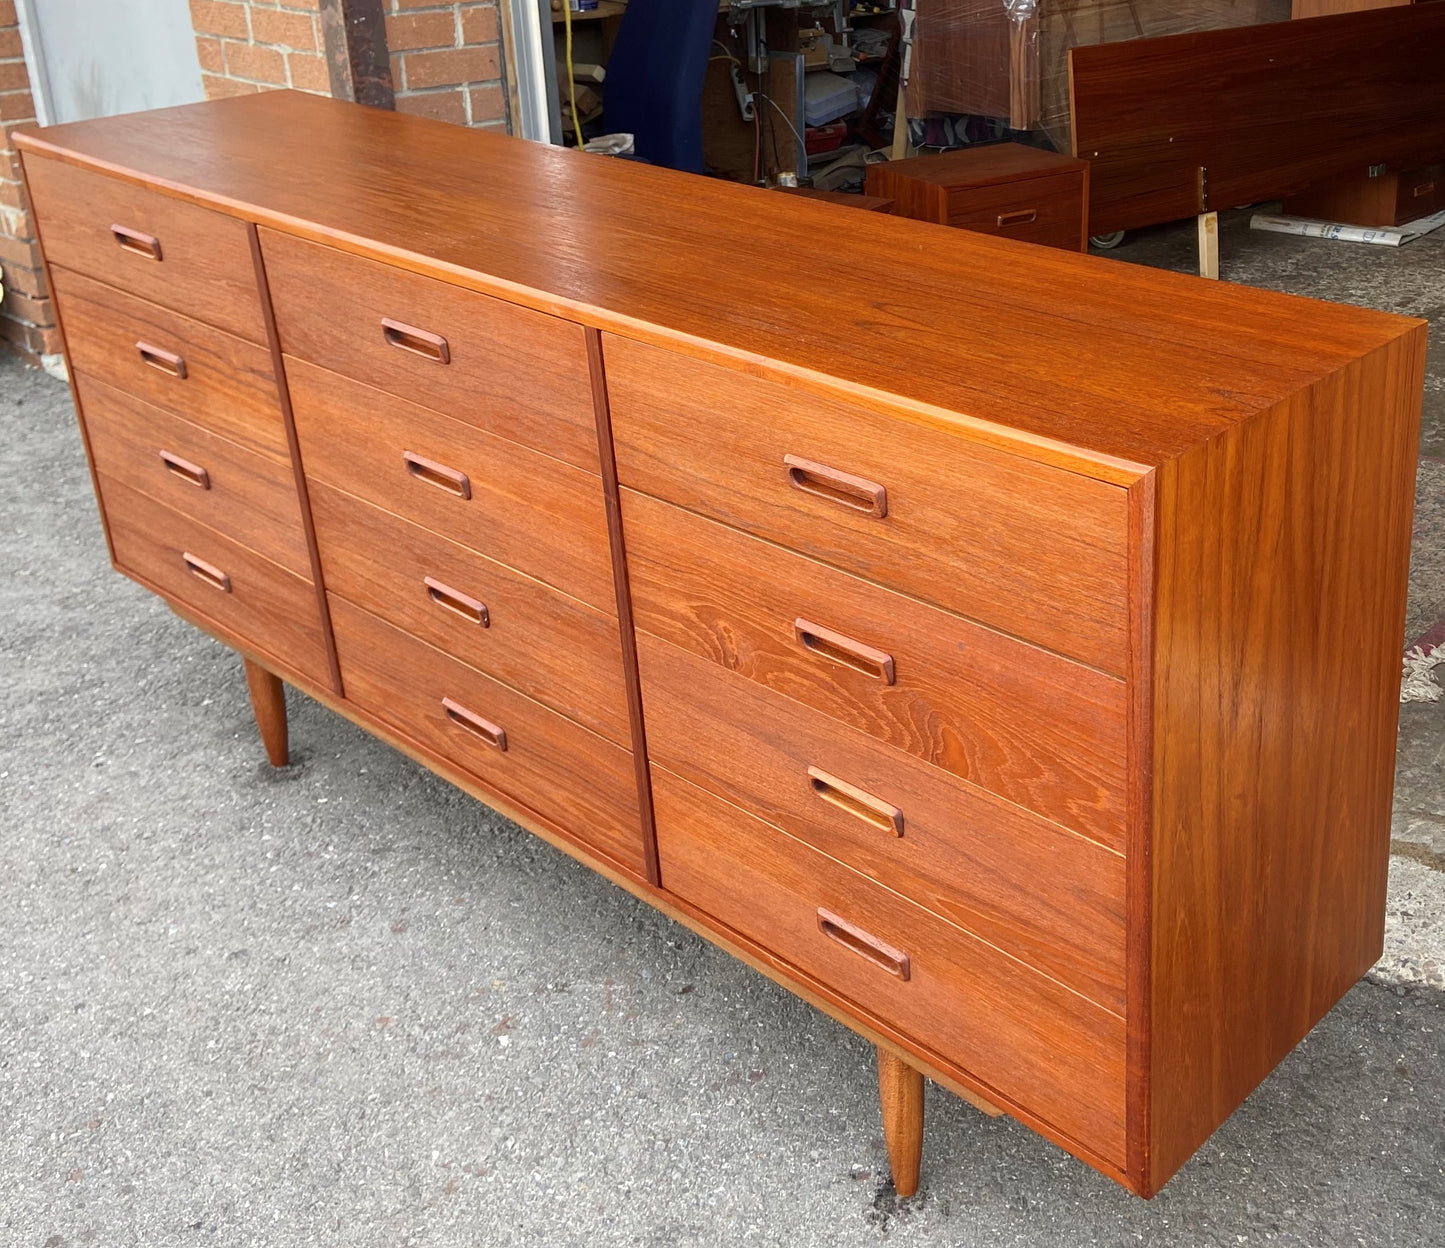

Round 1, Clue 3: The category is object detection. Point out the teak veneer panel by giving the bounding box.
[606,336,1131,675]
[1070,5,1445,235]
[14,90,1411,478]
[638,633,1127,1014]
[21,153,267,344]
[622,489,1128,848]
[50,267,286,461]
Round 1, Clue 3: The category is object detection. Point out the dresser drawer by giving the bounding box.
[605,336,1130,675]
[623,489,1126,847]
[311,484,629,746]
[77,373,309,577]
[653,766,1127,1163]
[22,155,266,342]
[50,267,285,460]
[640,634,1126,1012]
[329,597,645,877]
[100,474,328,682]
[287,360,614,612]
[945,172,1085,251]
[259,229,599,472]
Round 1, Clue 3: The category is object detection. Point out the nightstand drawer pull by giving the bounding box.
[1414,181,1435,198]
[402,450,471,499]
[111,223,162,261]
[817,908,911,981]
[425,576,489,626]
[382,317,450,364]
[783,454,887,518]
[807,767,904,837]
[794,618,896,684]
[181,551,231,593]
[997,209,1038,227]
[136,341,186,378]
[159,449,210,489]
[442,697,507,750]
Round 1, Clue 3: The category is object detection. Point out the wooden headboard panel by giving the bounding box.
[1069,5,1445,235]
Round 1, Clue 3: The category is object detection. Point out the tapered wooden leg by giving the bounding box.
[1197,211,1220,279]
[243,658,289,767]
[877,1046,924,1197]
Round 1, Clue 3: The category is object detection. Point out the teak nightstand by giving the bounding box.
[14,91,1424,1201]
[866,142,1089,251]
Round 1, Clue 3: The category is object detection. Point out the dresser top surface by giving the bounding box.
[16,91,1421,480]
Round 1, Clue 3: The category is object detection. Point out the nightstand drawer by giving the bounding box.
[945,172,1085,251]
[653,766,1127,1165]
[329,597,644,877]
[311,484,629,746]
[260,229,599,472]
[22,155,266,342]
[78,374,310,577]
[100,474,328,683]
[51,267,285,459]
[623,489,1126,846]
[640,634,1127,1012]
[605,335,1130,675]
[288,360,614,612]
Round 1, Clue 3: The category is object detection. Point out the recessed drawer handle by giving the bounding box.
[181,551,231,593]
[442,697,507,751]
[159,449,210,489]
[137,341,186,378]
[783,454,887,518]
[1414,181,1436,198]
[112,223,162,261]
[403,450,471,499]
[382,317,450,364]
[425,576,489,626]
[997,209,1038,227]
[807,767,904,837]
[794,618,896,684]
[817,908,911,981]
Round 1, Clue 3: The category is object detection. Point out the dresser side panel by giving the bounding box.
[1146,326,1426,1191]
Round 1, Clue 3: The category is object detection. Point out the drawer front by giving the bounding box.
[605,336,1130,675]
[1396,165,1445,222]
[623,490,1126,848]
[329,597,645,877]
[946,172,1084,251]
[100,474,328,682]
[22,155,267,342]
[311,483,630,746]
[653,766,1127,1164]
[287,360,614,612]
[77,373,310,577]
[50,267,285,460]
[640,634,1127,1013]
[259,229,599,472]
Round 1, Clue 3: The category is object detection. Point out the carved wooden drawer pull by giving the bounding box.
[159,449,210,489]
[181,551,230,593]
[425,576,489,627]
[442,697,507,751]
[794,618,896,684]
[111,223,161,260]
[817,908,911,981]
[808,767,904,837]
[783,454,887,518]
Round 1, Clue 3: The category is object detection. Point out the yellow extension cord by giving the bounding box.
[563,3,581,148]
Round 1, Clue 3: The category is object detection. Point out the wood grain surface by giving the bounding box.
[285,359,614,612]
[607,336,1131,675]
[76,372,310,577]
[652,764,1128,1164]
[1070,5,1445,234]
[637,633,1128,1013]
[20,152,267,343]
[329,595,646,877]
[49,267,286,460]
[623,489,1128,845]
[1145,326,1426,1192]
[12,91,1414,478]
[243,658,289,767]
[100,473,329,683]
[310,483,630,746]
[260,228,599,473]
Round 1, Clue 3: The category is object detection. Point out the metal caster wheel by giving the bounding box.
[1090,231,1126,250]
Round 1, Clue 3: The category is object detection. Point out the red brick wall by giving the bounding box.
[0,0,62,369]
[190,0,510,130]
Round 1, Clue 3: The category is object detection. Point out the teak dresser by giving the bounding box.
[14,91,1425,1199]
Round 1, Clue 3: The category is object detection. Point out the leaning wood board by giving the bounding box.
[1069,4,1445,235]
[15,91,1424,1199]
